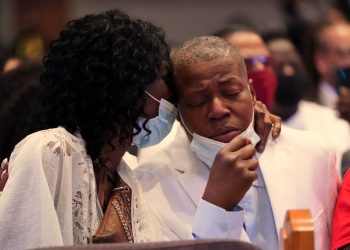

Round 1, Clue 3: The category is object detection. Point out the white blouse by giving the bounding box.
[0,127,163,250]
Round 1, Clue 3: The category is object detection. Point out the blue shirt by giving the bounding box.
[238,167,278,250]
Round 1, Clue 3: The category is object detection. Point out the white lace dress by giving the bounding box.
[0,127,162,250]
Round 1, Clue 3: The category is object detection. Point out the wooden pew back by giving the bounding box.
[281,209,314,250]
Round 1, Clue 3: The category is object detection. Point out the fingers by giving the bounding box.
[0,158,8,192]
[254,102,282,153]
[270,115,282,138]
[1,158,8,171]
[223,135,252,153]
[236,143,256,160]
[253,101,265,140]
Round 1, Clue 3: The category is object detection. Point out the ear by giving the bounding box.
[248,79,257,105]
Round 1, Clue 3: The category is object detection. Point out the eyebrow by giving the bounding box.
[217,75,243,84]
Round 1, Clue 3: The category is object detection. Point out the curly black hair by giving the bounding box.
[39,9,171,160]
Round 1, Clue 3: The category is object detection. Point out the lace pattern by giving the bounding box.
[41,128,102,245]
[118,160,163,242]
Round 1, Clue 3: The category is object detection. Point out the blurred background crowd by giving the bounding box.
[0,0,350,167]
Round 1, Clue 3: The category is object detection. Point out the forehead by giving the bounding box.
[268,39,300,64]
[226,32,269,58]
[321,24,350,48]
[175,58,246,90]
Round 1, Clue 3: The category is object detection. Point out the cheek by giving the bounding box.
[143,100,159,118]
[180,108,207,133]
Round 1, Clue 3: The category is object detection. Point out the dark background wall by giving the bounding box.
[0,0,292,48]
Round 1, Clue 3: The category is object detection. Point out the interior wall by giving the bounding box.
[67,0,285,46]
[1,0,289,48]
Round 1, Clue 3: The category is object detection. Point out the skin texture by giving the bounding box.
[225,31,281,150]
[143,77,170,118]
[176,57,260,210]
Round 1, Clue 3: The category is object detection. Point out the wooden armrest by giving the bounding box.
[281,209,314,250]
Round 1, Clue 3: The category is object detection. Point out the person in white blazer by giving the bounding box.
[135,36,340,250]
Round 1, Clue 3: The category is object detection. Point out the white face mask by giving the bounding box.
[179,109,260,167]
[133,91,177,148]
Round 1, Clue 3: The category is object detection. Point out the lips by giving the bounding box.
[210,127,241,143]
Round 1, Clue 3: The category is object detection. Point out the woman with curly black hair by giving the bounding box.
[0,9,177,249]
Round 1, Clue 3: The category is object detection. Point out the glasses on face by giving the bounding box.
[244,56,273,71]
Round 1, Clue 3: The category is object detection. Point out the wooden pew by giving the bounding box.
[281,209,314,250]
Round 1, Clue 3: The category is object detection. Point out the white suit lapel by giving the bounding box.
[176,155,209,206]
[258,137,297,241]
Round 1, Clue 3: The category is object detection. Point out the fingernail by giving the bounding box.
[258,145,264,152]
[1,158,8,169]
[1,169,7,179]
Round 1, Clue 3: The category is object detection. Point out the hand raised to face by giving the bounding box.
[202,136,259,211]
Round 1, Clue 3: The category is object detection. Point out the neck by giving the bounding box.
[101,137,129,174]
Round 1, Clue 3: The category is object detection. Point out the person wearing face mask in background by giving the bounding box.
[266,36,350,176]
[135,36,339,250]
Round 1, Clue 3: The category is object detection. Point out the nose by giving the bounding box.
[208,97,230,121]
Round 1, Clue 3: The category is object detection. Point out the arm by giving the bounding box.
[0,134,64,249]
[192,136,258,240]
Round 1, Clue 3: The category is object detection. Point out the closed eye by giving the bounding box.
[186,99,207,108]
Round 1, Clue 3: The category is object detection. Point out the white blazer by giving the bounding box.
[136,123,340,250]
[285,100,350,174]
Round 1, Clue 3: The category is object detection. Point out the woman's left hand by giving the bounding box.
[254,101,282,153]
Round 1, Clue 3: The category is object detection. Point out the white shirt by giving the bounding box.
[319,81,338,109]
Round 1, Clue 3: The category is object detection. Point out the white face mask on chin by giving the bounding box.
[179,109,260,168]
[133,91,177,148]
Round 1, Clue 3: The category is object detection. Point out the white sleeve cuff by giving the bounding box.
[192,198,244,239]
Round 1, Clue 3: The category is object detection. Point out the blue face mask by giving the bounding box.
[133,91,177,148]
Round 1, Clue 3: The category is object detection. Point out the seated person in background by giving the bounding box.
[313,21,350,109]
[267,36,350,176]
[136,36,339,250]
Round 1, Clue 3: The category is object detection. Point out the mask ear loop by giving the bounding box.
[177,105,193,136]
[145,90,161,103]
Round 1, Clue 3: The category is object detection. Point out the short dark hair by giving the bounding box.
[212,24,255,39]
